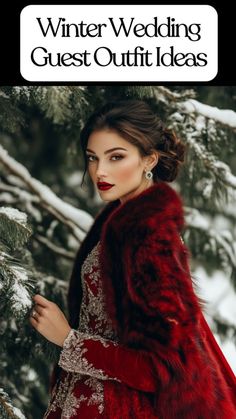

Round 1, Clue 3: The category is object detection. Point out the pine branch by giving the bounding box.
[34,234,75,260]
[184,133,236,189]
[184,206,236,280]
[0,144,93,241]
[179,99,236,129]
[36,86,73,124]
[154,86,236,129]
[0,389,26,419]
[0,207,35,321]
[153,86,196,103]
[0,262,34,318]
[0,181,42,221]
[0,207,31,250]
[0,89,25,134]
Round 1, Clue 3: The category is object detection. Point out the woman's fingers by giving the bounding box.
[30,303,45,325]
[33,294,51,307]
[30,308,39,323]
[34,304,44,315]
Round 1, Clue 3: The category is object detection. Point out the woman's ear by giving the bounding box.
[145,150,159,171]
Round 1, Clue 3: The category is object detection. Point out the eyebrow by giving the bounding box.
[86,147,128,154]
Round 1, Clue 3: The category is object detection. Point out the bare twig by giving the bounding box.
[34,234,75,260]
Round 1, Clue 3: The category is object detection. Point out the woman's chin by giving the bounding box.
[98,188,122,202]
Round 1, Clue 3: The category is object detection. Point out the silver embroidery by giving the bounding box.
[43,373,72,418]
[44,240,121,417]
[61,374,86,419]
[43,373,103,419]
[84,376,106,414]
[58,328,121,382]
[79,240,118,340]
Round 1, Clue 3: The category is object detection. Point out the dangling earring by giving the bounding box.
[145,169,153,180]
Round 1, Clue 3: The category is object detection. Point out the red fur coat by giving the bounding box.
[59,181,236,418]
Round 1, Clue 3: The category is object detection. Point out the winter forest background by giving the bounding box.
[0,85,236,418]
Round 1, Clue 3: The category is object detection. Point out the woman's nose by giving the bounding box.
[95,161,107,177]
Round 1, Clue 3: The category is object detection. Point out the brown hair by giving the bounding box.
[80,100,185,184]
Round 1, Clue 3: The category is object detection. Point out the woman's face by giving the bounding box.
[86,129,158,204]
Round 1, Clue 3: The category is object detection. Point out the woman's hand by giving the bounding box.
[29,294,72,347]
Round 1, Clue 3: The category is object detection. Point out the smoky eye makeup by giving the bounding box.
[86,153,125,160]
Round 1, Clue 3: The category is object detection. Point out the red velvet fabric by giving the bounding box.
[49,181,236,418]
[44,241,158,418]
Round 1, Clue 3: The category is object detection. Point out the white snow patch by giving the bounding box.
[10,266,32,311]
[10,406,26,419]
[180,99,236,129]
[0,207,27,224]
[193,266,236,373]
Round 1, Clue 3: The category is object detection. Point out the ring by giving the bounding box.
[31,309,37,319]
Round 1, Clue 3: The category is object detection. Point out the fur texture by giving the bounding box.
[67,181,236,418]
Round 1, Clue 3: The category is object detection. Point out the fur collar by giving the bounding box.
[98,180,185,240]
[68,180,186,330]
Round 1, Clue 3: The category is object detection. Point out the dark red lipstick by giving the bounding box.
[97,182,114,190]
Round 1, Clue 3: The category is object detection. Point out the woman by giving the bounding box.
[30,100,236,418]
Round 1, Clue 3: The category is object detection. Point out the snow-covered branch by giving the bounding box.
[179,99,236,129]
[184,207,236,269]
[0,145,94,242]
[184,129,236,189]
[153,86,236,129]
[0,388,26,419]
[153,86,196,105]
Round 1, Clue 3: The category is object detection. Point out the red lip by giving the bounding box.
[97,182,114,190]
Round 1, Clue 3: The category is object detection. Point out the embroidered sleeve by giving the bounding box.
[58,328,156,393]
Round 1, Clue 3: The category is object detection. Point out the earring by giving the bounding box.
[145,170,153,180]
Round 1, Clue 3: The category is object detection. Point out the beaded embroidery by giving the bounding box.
[58,328,121,381]
[43,240,120,418]
[43,373,80,418]
[79,240,118,340]
[43,372,106,418]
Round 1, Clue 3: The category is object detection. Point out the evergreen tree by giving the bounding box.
[0,85,236,417]
[0,206,48,419]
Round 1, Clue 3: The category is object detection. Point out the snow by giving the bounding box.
[180,99,236,129]
[27,369,38,381]
[213,161,236,188]
[10,406,26,419]
[185,207,236,270]
[175,109,236,190]
[184,205,236,373]
[20,366,38,382]
[0,145,94,241]
[0,192,17,203]
[11,281,32,312]
[7,174,28,188]
[0,90,9,99]
[10,266,32,312]
[184,207,209,229]
[194,266,236,373]
[0,207,27,224]
[66,170,84,187]
[0,387,26,418]
[195,115,206,131]
[30,178,93,232]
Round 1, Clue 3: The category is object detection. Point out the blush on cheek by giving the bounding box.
[116,159,140,181]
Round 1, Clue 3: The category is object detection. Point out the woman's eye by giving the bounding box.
[86,155,123,162]
[110,155,123,161]
[86,155,95,161]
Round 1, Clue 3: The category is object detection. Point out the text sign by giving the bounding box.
[20,5,218,82]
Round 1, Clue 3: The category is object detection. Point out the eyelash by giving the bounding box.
[86,155,124,162]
